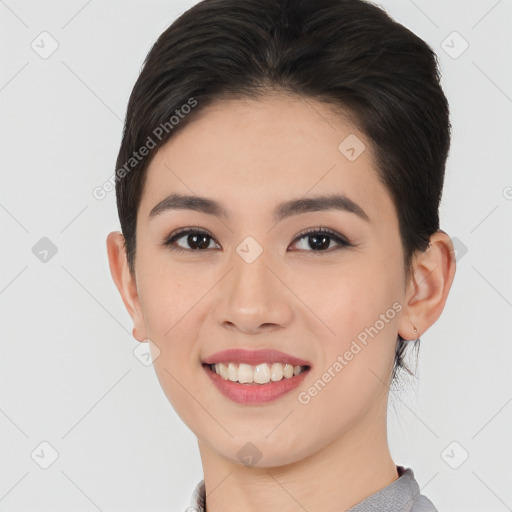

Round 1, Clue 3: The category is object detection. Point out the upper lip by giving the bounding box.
[202,348,312,367]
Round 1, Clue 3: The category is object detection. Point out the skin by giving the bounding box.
[107,93,456,512]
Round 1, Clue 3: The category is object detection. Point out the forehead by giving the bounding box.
[138,94,396,228]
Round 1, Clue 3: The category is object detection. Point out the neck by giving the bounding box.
[197,405,398,512]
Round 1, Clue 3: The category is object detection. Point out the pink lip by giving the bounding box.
[203,364,310,405]
[202,348,312,367]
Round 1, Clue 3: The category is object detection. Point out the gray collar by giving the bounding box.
[185,466,437,512]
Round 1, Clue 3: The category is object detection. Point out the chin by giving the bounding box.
[215,435,314,469]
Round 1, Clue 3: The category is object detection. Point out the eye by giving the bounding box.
[162,227,220,254]
[161,226,353,255]
[289,227,352,255]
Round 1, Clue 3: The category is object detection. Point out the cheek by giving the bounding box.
[137,261,210,429]
[135,251,208,382]
[136,244,204,331]
[299,256,402,392]
[296,257,401,338]
[297,274,400,432]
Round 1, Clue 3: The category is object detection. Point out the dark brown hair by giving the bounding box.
[113,0,451,382]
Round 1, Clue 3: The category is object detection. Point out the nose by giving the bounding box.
[215,249,294,335]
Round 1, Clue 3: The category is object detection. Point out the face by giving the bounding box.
[126,94,410,467]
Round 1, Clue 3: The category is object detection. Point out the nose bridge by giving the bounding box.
[217,242,292,332]
[230,245,275,307]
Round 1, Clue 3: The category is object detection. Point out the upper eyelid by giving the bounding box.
[163,227,219,247]
[164,226,350,248]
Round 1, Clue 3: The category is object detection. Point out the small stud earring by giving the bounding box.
[409,319,419,340]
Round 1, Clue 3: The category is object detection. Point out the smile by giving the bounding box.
[208,362,309,384]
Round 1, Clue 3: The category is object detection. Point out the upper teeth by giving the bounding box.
[211,362,307,384]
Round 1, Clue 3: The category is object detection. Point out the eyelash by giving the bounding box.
[161,226,353,256]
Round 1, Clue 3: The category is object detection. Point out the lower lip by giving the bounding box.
[203,364,310,405]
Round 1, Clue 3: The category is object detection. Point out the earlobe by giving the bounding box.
[106,231,148,342]
[398,230,456,340]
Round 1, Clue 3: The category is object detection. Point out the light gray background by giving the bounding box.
[1,0,511,510]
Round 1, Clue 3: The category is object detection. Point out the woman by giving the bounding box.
[106,0,456,510]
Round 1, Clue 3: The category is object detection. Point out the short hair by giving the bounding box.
[114,0,451,383]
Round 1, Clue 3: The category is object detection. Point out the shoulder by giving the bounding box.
[346,465,439,512]
[411,493,439,512]
[405,467,439,512]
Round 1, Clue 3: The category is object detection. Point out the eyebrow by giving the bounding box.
[149,192,370,223]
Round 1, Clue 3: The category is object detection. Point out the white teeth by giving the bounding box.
[253,363,271,384]
[219,363,228,380]
[227,362,238,382]
[270,362,284,381]
[238,363,253,384]
[284,364,294,378]
[211,362,307,384]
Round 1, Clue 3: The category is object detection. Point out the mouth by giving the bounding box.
[203,361,311,385]
[202,347,312,384]
[201,348,312,404]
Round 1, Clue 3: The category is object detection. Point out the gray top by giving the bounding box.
[184,466,438,512]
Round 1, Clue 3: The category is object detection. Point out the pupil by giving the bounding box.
[189,234,209,250]
[310,234,329,250]
[186,233,331,251]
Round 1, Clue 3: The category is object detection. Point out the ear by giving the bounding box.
[106,231,148,342]
[398,230,456,340]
